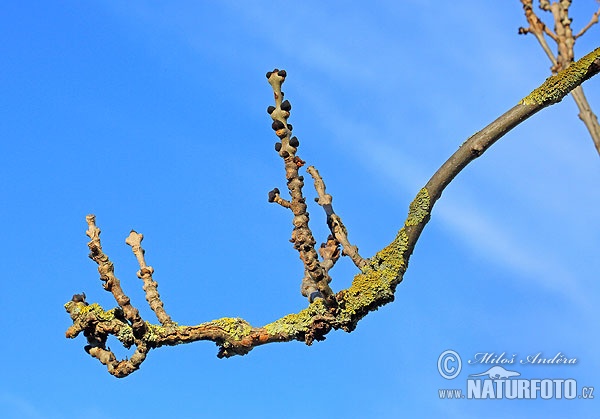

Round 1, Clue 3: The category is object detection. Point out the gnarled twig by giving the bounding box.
[266,69,334,303]
[65,48,600,378]
[307,166,366,270]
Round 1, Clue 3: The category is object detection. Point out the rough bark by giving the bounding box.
[65,47,600,378]
[518,0,600,155]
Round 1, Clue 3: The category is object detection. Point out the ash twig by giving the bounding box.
[66,50,600,378]
[574,6,599,39]
[268,187,292,209]
[85,215,146,337]
[125,230,173,326]
[266,69,334,303]
[307,166,366,269]
[517,0,600,155]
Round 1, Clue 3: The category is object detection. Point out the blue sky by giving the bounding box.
[1,1,599,418]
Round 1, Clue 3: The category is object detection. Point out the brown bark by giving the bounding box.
[65,48,600,378]
[518,0,600,155]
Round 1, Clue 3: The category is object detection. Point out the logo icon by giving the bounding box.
[438,350,462,380]
[469,366,521,380]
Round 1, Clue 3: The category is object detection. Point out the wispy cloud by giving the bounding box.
[435,198,587,301]
[100,0,596,311]
[315,104,591,309]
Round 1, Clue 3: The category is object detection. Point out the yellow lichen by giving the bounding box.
[405,188,430,226]
[371,228,408,274]
[143,322,168,344]
[117,325,135,346]
[66,302,119,321]
[338,228,409,322]
[264,299,328,336]
[520,47,600,105]
[211,317,252,341]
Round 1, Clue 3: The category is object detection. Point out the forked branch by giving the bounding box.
[65,47,600,378]
[518,0,600,155]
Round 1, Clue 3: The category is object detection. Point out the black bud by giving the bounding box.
[271,120,285,130]
[267,106,276,114]
[314,197,319,203]
[71,292,87,304]
[275,142,282,152]
[289,137,299,147]
[266,71,273,79]
[268,188,280,203]
[277,69,287,77]
[298,176,304,181]
[281,100,291,111]
[281,151,289,158]
[287,124,293,131]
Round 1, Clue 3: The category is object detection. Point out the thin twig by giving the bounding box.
[267,187,292,209]
[85,215,146,337]
[307,166,366,269]
[266,69,334,303]
[519,1,558,66]
[574,7,599,39]
[66,49,600,378]
[125,230,173,326]
[518,0,600,154]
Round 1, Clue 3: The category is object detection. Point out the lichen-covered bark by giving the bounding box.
[518,1,600,154]
[65,50,600,378]
[520,47,600,105]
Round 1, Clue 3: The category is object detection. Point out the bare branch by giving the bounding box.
[519,1,559,66]
[266,69,334,303]
[547,0,575,71]
[574,6,599,39]
[85,215,146,337]
[66,48,600,378]
[518,1,600,154]
[570,86,600,155]
[519,0,558,40]
[307,166,366,269]
[125,231,173,326]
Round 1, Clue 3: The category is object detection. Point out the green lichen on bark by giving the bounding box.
[141,322,166,345]
[336,228,408,324]
[520,47,600,105]
[405,188,430,226]
[264,299,328,336]
[65,302,120,321]
[117,324,135,347]
[210,317,253,340]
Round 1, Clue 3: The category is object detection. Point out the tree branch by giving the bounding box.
[307,166,366,270]
[574,6,599,39]
[518,0,559,66]
[517,0,600,155]
[125,230,173,326]
[65,47,600,378]
[266,69,335,303]
[84,215,147,337]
